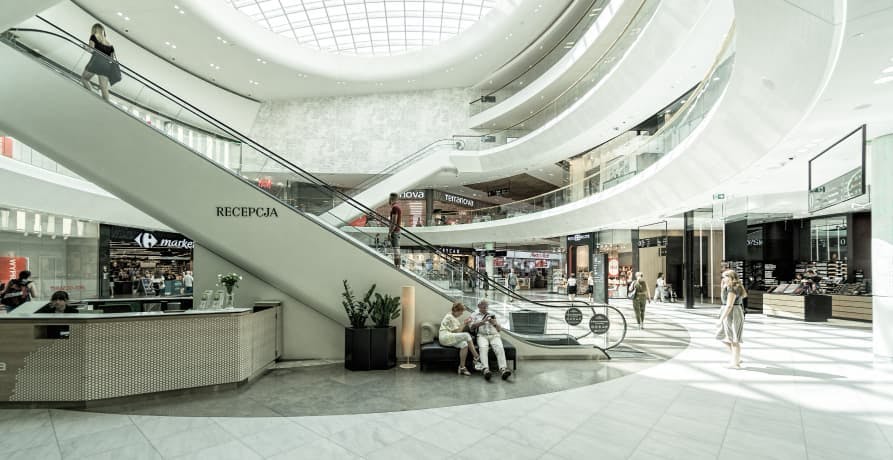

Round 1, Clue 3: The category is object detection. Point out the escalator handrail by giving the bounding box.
[5,21,610,330]
[347,137,455,195]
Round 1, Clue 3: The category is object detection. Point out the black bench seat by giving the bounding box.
[420,338,516,371]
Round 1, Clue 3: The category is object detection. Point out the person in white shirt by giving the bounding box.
[654,272,666,303]
[469,300,512,381]
[183,271,194,295]
[438,302,481,376]
[566,273,577,302]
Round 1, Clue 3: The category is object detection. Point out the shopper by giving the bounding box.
[387,193,402,268]
[586,272,594,302]
[1,270,37,312]
[567,273,577,302]
[507,269,518,302]
[469,300,512,381]
[718,269,745,368]
[81,23,119,102]
[630,272,651,329]
[183,271,194,295]
[35,291,78,314]
[654,273,666,303]
[151,271,165,296]
[439,302,482,376]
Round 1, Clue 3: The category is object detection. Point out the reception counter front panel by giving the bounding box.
[0,307,280,402]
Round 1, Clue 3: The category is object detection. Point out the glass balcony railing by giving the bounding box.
[450,33,737,225]
[461,0,659,150]
[468,0,611,115]
[4,18,628,354]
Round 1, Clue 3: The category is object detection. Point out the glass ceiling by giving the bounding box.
[227,0,497,56]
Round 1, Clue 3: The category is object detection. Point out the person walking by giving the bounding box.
[718,269,745,368]
[630,272,651,329]
[566,273,577,302]
[507,269,518,302]
[387,193,402,268]
[586,272,594,302]
[654,272,666,303]
[81,23,119,102]
[1,270,37,312]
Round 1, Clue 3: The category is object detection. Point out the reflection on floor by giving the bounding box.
[2,302,892,459]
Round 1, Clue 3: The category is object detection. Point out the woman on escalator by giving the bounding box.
[81,23,119,102]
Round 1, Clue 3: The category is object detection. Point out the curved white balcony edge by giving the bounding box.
[466,0,640,129]
[400,0,846,246]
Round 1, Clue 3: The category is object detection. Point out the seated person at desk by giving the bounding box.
[35,291,78,314]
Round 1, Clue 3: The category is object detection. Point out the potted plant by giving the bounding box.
[341,281,400,370]
[368,292,401,369]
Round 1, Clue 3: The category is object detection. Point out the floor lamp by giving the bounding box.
[400,285,416,369]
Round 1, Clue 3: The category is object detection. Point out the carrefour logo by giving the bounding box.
[134,233,158,248]
[133,232,194,249]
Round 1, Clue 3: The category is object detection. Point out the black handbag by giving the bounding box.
[108,61,122,86]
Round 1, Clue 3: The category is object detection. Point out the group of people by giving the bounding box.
[438,300,513,381]
[1,270,75,314]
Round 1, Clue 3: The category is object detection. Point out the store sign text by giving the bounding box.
[443,193,474,208]
[216,207,280,218]
[134,232,194,249]
[0,362,6,372]
[400,191,426,200]
[568,233,590,243]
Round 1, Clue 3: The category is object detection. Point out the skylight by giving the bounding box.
[227,0,497,56]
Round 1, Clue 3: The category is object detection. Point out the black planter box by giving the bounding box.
[344,326,396,371]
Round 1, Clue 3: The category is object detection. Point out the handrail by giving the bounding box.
[469,0,654,138]
[468,0,607,105]
[6,19,618,350]
[9,28,241,146]
[347,138,455,195]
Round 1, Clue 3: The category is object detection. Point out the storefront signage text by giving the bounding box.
[0,362,5,372]
[215,207,280,218]
[400,191,426,200]
[443,193,475,208]
[567,233,591,243]
[746,239,763,247]
[134,232,194,249]
[637,237,667,248]
[589,314,610,335]
[565,308,583,326]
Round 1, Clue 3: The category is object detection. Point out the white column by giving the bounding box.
[485,242,495,280]
[872,135,893,359]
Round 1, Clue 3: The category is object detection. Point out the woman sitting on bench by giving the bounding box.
[439,302,482,376]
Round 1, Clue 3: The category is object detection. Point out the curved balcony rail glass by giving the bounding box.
[443,34,736,225]
[467,0,611,115]
[3,20,628,354]
[460,0,659,149]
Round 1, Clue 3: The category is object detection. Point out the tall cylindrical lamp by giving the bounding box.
[400,285,416,369]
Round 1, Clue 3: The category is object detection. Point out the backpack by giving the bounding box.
[1,280,31,308]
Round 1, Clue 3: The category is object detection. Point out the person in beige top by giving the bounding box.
[439,302,481,376]
[718,269,745,368]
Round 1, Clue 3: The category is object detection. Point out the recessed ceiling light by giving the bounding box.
[124,16,130,21]
[882,66,893,74]
[117,12,123,16]
[874,76,893,84]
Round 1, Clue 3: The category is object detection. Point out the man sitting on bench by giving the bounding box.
[469,300,513,382]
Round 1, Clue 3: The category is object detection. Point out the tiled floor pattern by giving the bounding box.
[3,302,892,459]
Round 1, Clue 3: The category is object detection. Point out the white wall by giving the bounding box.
[193,245,343,360]
[0,0,60,30]
[249,88,475,174]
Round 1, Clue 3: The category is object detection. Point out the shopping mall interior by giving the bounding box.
[1,0,892,458]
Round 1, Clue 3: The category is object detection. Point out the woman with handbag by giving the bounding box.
[81,23,120,102]
[629,272,651,329]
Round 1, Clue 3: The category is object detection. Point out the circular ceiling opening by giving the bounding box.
[227,0,497,56]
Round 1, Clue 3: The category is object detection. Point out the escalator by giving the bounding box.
[0,19,627,358]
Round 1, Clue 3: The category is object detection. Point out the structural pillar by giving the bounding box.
[872,135,893,359]
[683,211,696,309]
[484,242,495,280]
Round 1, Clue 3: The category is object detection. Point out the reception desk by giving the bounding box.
[830,295,872,321]
[0,306,280,403]
[763,294,831,322]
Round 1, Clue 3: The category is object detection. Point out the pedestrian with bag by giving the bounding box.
[1,270,37,313]
[628,272,651,329]
[81,23,121,102]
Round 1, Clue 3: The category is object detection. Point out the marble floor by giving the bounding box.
[2,301,892,459]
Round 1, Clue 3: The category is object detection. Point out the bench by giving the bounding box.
[420,338,516,371]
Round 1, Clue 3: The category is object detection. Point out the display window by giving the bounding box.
[99,225,194,298]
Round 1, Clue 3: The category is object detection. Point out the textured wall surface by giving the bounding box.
[250,88,475,174]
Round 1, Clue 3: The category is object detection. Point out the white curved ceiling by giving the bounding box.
[227,0,496,56]
[70,0,571,99]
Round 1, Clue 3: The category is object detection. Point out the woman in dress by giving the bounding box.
[81,23,116,101]
[718,269,745,368]
[439,302,481,376]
